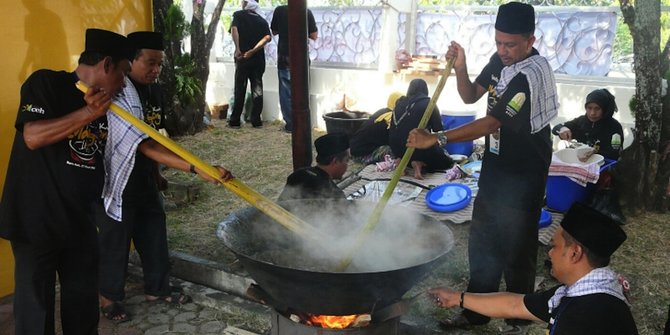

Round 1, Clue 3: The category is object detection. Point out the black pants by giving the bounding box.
[96,191,170,301]
[463,197,539,326]
[11,229,99,335]
[230,58,265,127]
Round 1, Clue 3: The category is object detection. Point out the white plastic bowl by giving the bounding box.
[553,148,604,166]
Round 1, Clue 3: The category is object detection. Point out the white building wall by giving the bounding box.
[206,63,636,150]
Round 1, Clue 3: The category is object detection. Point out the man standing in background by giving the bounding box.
[229,0,271,128]
[271,4,318,133]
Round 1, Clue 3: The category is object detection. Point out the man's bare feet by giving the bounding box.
[411,161,426,180]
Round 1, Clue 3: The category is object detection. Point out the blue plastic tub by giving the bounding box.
[441,113,476,156]
[425,183,472,213]
[545,159,617,212]
[539,209,552,229]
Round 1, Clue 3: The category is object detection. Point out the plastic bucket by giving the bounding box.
[441,113,476,156]
[323,111,371,137]
[539,209,552,229]
[545,159,617,212]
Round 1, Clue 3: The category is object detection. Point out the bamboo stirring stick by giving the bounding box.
[337,59,455,271]
[75,81,322,239]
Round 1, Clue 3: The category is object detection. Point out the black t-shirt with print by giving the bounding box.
[474,49,552,209]
[525,285,638,335]
[0,70,106,244]
[559,115,624,160]
[122,80,165,203]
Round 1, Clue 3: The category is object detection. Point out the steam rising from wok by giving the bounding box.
[217,199,454,273]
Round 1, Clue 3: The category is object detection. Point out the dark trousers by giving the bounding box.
[230,59,265,127]
[11,228,99,335]
[96,191,170,301]
[463,196,539,326]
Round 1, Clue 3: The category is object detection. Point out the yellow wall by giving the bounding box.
[0,0,153,299]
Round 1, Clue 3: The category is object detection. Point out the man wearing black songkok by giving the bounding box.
[428,202,638,334]
[95,31,232,322]
[407,2,559,332]
[0,28,131,335]
[278,133,350,200]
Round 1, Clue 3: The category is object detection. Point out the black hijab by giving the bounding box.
[585,88,617,119]
[406,78,429,98]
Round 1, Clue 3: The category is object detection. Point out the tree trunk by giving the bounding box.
[618,0,667,212]
[153,0,182,135]
[657,35,670,210]
[190,0,227,132]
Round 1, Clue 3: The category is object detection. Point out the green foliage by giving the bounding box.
[613,16,633,62]
[662,0,670,51]
[165,4,190,41]
[174,53,203,106]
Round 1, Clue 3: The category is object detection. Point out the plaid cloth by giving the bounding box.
[548,153,600,187]
[494,55,559,134]
[548,267,628,313]
[101,77,148,221]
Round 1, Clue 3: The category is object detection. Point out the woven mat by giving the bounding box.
[539,210,564,246]
[343,164,562,245]
[342,164,476,224]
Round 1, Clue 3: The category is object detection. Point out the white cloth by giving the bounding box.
[494,55,559,134]
[243,1,260,13]
[102,77,148,221]
[548,267,628,313]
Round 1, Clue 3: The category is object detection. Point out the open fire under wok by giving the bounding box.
[217,199,454,316]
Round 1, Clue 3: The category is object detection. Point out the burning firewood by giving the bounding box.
[351,314,371,328]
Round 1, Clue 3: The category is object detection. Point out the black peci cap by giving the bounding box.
[560,202,627,259]
[85,28,132,60]
[127,31,165,51]
[315,132,350,159]
[495,2,536,35]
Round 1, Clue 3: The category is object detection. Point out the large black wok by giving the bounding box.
[216,199,454,315]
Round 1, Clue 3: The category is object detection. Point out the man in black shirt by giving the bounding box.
[428,202,638,335]
[278,133,350,201]
[95,31,232,323]
[229,0,271,128]
[0,28,131,335]
[270,4,318,133]
[407,2,558,332]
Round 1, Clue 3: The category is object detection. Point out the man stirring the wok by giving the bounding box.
[406,2,558,333]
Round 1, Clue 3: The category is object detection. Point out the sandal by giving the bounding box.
[145,287,191,305]
[101,301,131,324]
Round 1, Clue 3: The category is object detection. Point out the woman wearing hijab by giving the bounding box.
[389,79,453,179]
[350,91,403,164]
[552,88,624,160]
[552,88,626,224]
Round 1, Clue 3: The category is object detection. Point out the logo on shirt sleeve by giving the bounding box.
[505,92,526,118]
[21,104,45,115]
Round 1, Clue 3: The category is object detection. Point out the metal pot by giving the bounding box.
[217,199,454,315]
